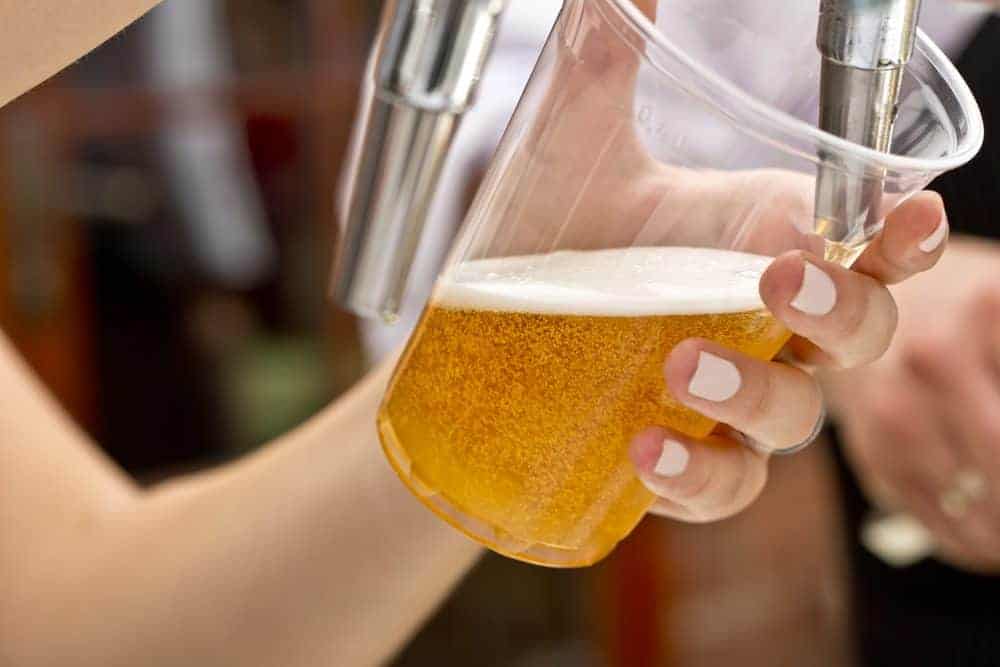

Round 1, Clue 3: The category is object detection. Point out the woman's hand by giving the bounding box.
[497,0,952,523]
[630,191,948,523]
[826,240,1000,573]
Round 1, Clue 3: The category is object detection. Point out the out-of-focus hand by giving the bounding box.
[825,241,1000,573]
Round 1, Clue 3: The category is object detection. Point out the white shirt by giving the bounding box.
[361,1,990,361]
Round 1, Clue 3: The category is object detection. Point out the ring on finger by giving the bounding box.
[938,470,988,520]
[749,404,828,457]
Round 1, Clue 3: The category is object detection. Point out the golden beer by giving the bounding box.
[378,247,788,567]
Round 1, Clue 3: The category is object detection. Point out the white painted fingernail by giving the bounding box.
[655,440,690,478]
[919,217,948,253]
[689,352,741,402]
[791,262,837,316]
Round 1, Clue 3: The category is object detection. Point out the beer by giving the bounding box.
[378,247,789,566]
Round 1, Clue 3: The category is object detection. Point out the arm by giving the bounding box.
[0,0,165,107]
[0,4,480,663]
[0,4,483,664]
[0,334,482,667]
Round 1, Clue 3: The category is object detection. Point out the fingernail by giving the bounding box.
[791,262,837,316]
[919,217,948,253]
[655,439,690,478]
[689,352,741,402]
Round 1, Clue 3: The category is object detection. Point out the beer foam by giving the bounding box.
[436,247,773,316]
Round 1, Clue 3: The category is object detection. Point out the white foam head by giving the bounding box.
[435,247,773,316]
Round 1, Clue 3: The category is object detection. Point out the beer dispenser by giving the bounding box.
[815,0,924,253]
[331,1,506,322]
[333,0,923,320]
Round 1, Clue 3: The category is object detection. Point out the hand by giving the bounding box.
[502,0,950,524]
[826,242,1000,573]
[628,191,948,523]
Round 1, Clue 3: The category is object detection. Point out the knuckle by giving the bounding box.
[648,499,699,523]
[867,392,914,440]
[580,38,632,80]
[784,379,824,446]
[878,258,911,285]
[968,285,1000,321]
[694,454,767,523]
[681,471,716,504]
[866,323,898,366]
[901,333,950,379]
[726,449,768,512]
[833,287,897,369]
[745,367,822,450]
[746,366,775,424]
[979,416,1000,454]
[874,240,917,283]
[837,287,871,340]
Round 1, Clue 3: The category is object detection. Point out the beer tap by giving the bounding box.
[333,0,924,320]
[332,0,506,322]
[814,0,924,255]
[817,0,942,566]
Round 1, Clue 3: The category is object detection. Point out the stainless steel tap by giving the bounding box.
[332,0,506,322]
[818,0,938,566]
[334,0,924,320]
[815,0,923,252]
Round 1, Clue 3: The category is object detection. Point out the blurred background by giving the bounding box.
[0,1,856,664]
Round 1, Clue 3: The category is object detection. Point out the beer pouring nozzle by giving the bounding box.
[332,0,506,322]
[814,0,923,250]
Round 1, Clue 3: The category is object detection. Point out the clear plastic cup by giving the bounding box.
[377,0,983,567]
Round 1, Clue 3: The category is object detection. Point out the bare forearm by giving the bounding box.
[2,347,481,666]
[0,0,164,106]
[124,367,482,666]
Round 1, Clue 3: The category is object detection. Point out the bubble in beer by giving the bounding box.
[379,247,789,567]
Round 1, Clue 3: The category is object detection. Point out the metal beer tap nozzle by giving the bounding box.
[814,0,923,256]
[336,0,923,318]
[332,0,506,321]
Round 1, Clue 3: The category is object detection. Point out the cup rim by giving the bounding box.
[607,0,985,173]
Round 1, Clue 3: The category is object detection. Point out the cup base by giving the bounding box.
[378,417,620,568]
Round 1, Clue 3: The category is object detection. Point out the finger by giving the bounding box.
[664,339,824,453]
[900,313,1000,488]
[878,470,985,568]
[852,382,1000,566]
[852,191,948,284]
[777,336,835,369]
[842,412,973,562]
[960,508,1000,568]
[850,385,962,514]
[900,333,1000,553]
[884,471,1000,572]
[629,425,767,523]
[990,303,1000,381]
[502,0,660,255]
[761,251,898,368]
[965,286,1000,381]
